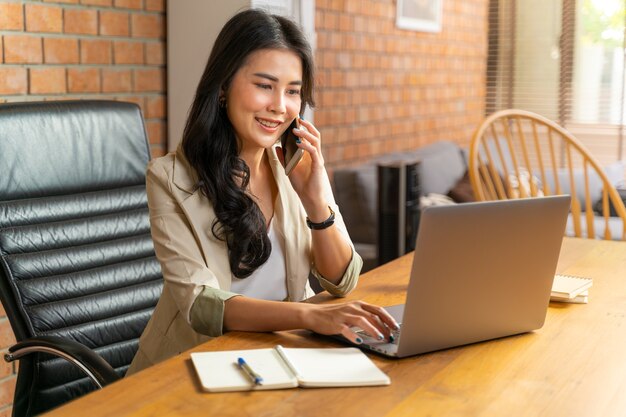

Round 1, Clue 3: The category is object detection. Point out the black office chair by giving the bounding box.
[0,100,163,416]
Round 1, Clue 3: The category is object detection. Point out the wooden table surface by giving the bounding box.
[44,237,626,417]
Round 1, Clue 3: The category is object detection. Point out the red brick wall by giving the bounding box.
[315,0,488,168]
[0,302,15,417]
[0,0,167,159]
[0,1,165,414]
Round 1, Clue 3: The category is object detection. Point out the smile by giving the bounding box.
[256,118,280,129]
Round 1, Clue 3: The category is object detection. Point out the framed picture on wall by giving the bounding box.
[396,0,442,33]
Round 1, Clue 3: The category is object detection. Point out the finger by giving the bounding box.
[350,305,390,338]
[298,118,320,138]
[361,303,400,331]
[350,316,386,342]
[293,126,320,149]
[292,125,321,153]
[366,313,392,339]
[340,326,364,345]
[293,132,324,166]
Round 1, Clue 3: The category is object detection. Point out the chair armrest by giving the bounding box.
[4,335,120,388]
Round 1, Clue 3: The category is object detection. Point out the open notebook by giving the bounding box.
[190,346,390,392]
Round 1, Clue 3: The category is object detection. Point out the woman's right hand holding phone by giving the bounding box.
[283,118,329,215]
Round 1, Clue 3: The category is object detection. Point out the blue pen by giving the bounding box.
[237,357,263,385]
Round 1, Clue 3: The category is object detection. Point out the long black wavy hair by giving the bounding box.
[181,9,316,278]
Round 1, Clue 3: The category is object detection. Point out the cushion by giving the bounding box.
[419,193,457,208]
[593,188,626,217]
[565,212,624,240]
[447,170,475,203]
[506,168,544,199]
[543,161,624,209]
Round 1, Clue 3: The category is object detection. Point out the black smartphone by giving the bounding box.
[280,116,305,176]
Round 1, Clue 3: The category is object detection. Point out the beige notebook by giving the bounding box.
[551,274,593,300]
[190,345,390,392]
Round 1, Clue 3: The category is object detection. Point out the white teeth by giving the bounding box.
[257,119,279,128]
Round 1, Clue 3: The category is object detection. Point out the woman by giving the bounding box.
[128,9,397,374]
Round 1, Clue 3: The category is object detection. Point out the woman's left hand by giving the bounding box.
[278,118,330,219]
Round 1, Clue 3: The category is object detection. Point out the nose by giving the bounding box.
[268,91,286,114]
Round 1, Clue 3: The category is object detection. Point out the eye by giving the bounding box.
[255,83,272,90]
[287,88,301,96]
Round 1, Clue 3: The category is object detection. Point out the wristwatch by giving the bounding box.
[306,206,335,230]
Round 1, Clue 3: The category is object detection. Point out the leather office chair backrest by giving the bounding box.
[0,101,163,415]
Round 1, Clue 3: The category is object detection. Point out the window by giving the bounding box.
[487,0,626,165]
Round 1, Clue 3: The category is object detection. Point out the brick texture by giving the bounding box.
[44,37,79,63]
[25,4,63,33]
[115,0,142,10]
[100,10,130,37]
[81,0,112,6]
[316,0,489,168]
[144,0,164,12]
[0,359,13,381]
[4,35,43,64]
[0,321,16,349]
[80,39,112,64]
[30,67,67,94]
[68,67,101,93]
[145,41,164,65]
[134,68,165,92]
[64,9,98,35]
[131,13,164,39]
[145,95,165,119]
[0,3,24,31]
[114,40,144,64]
[0,406,12,417]
[0,2,167,410]
[102,68,132,92]
[0,379,16,409]
[0,68,27,95]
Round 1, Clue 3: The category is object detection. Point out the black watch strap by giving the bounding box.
[306,206,335,230]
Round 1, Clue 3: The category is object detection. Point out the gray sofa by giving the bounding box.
[332,141,468,271]
[332,140,625,273]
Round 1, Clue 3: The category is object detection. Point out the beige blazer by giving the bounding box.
[127,146,362,374]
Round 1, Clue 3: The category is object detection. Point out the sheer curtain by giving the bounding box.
[486,0,626,166]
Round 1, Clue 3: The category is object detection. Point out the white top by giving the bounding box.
[230,219,288,301]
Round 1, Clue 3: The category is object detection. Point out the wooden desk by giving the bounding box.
[45,238,626,417]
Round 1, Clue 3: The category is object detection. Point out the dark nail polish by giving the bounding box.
[355,337,363,344]
[295,137,301,144]
[389,334,395,343]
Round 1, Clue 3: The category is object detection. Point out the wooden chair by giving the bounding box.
[468,109,626,240]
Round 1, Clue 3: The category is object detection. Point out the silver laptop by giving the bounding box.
[353,195,570,358]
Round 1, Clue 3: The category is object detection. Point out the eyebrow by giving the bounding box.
[253,72,302,85]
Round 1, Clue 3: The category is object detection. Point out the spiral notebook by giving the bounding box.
[550,274,593,303]
[190,345,390,392]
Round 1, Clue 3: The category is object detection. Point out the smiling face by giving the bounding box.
[225,48,303,154]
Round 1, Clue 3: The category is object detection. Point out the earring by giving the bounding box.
[219,96,226,108]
